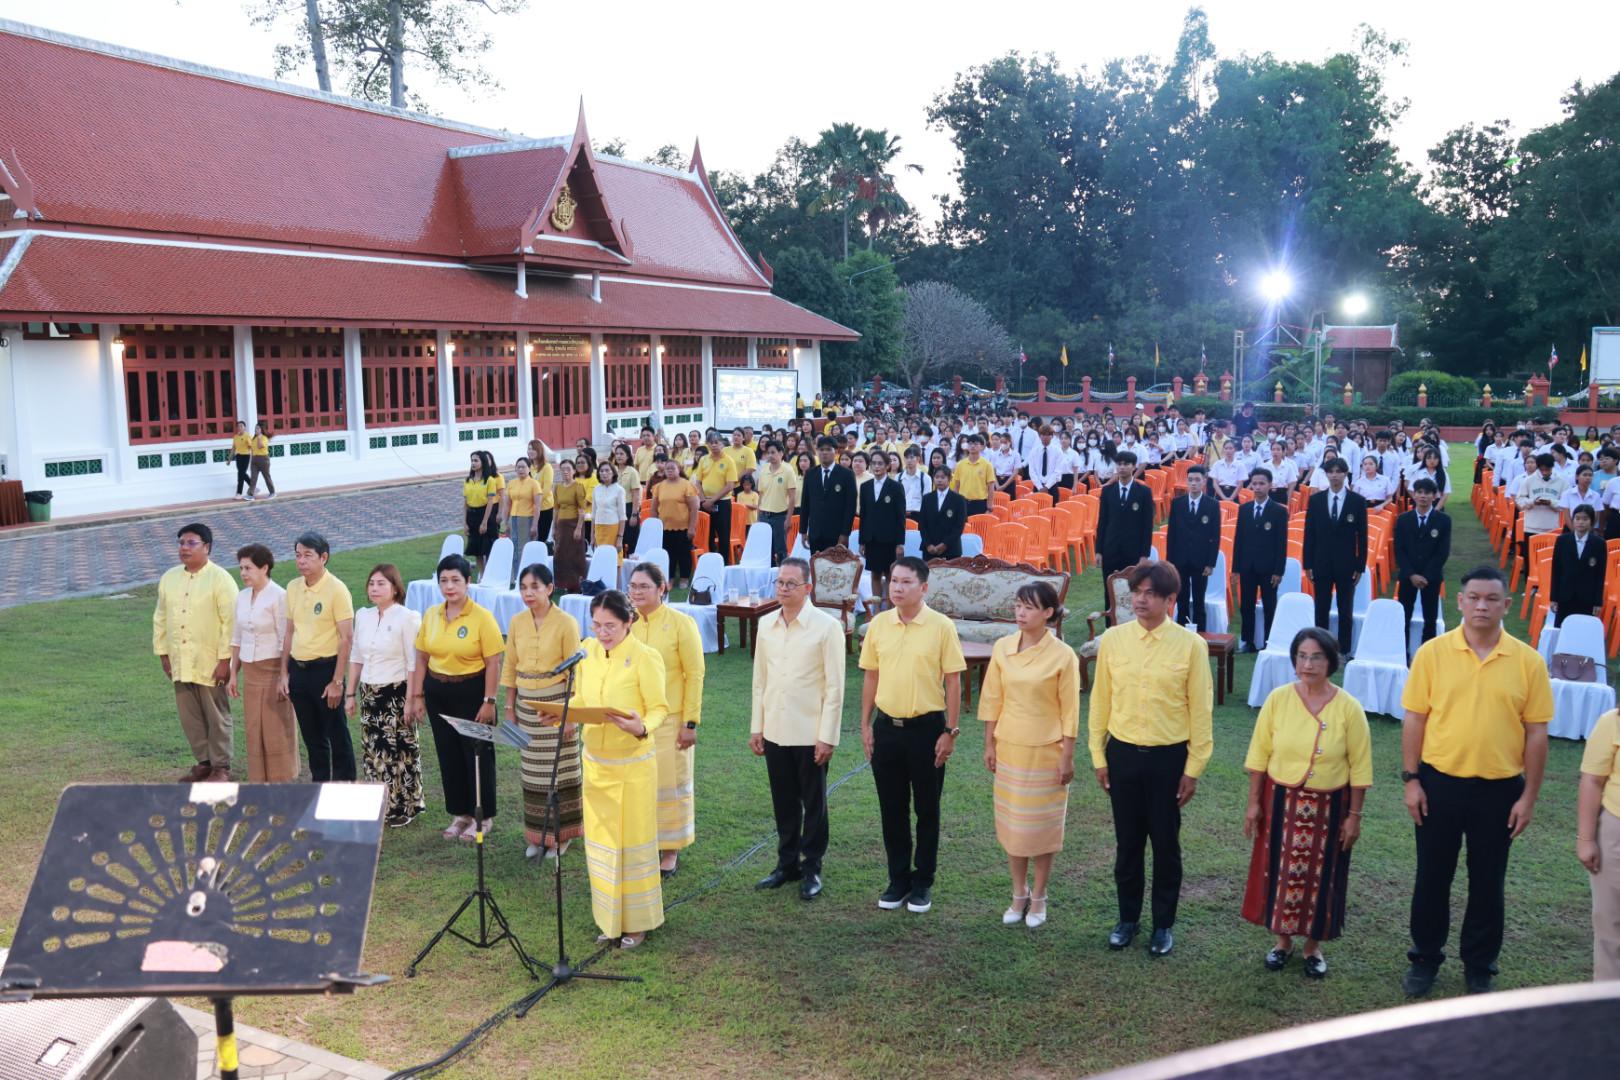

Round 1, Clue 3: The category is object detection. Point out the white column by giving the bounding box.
[747,336,759,369]
[436,329,456,448]
[98,324,128,482]
[516,332,535,441]
[588,331,607,441]
[700,335,714,429]
[647,332,665,432]
[233,325,257,430]
[343,327,364,459]
[798,341,824,402]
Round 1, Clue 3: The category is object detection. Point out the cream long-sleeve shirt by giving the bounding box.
[750,604,846,746]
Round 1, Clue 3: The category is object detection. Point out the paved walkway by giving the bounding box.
[0,481,462,608]
[173,1003,391,1080]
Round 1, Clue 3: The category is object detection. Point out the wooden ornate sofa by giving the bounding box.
[857,555,1070,645]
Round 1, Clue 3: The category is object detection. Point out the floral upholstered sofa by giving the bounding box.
[856,555,1070,645]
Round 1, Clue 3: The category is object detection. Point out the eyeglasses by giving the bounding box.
[774,579,806,590]
[177,539,205,548]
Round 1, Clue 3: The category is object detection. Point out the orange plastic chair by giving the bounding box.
[1518,533,1559,617]
[990,522,1029,562]
[1021,515,1053,568]
[990,504,1013,523]
[905,517,919,531]
[1041,507,1074,571]
[692,510,711,556]
[1015,481,1035,498]
[728,504,750,563]
[1073,495,1100,568]
[1152,530,1168,562]
[992,491,1012,508]
[785,515,800,555]
[1028,491,1054,510]
[966,513,999,546]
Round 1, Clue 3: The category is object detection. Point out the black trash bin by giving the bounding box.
[24,489,52,522]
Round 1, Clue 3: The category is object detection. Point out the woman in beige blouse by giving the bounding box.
[347,564,424,827]
[227,543,298,781]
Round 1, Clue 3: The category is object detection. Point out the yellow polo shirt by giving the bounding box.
[464,476,499,509]
[1088,618,1214,776]
[232,432,253,455]
[859,604,966,718]
[977,631,1080,745]
[724,444,757,474]
[1579,710,1620,819]
[1401,628,1552,779]
[250,434,270,455]
[951,457,996,501]
[506,476,541,519]
[629,603,705,724]
[286,570,354,661]
[634,444,659,479]
[757,462,796,514]
[695,453,738,498]
[415,600,504,676]
[1245,686,1374,790]
[655,478,699,530]
[152,562,238,684]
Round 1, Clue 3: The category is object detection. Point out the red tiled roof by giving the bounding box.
[0,235,859,339]
[0,25,771,289]
[1324,324,1398,350]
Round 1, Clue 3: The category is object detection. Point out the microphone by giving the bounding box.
[545,650,588,679]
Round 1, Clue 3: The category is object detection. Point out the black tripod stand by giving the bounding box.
[408,733,537,979]
[516,656,640,1017]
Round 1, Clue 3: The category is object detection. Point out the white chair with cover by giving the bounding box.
[1547,614,1615,740]
[583,545,618,590]
[471,540,547,609]
[1279,557,1303,597]
[1334,573,1373,653]
[1201,550,1230,635]
[1342,599,1410,717]
[460,537,514,611]
[788,535,809,562]
[406,534,464,614]
[723,522,776,599]
[961,533,985,558]
[1246,592,1317,706]
[620,519,665,589]
[904,531,923,558]
[689,551,726,602]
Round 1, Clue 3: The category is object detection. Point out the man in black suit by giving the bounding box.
[1549,502,1605,628]
[1166,463,1221,631]
[799,434,856,554]
[1096,450,1155,608]
[1302,457,1369,656]
[1394,478,1451,653]
[859,451,907,602]
[918,467,966,560]
[1233,467,1288,652]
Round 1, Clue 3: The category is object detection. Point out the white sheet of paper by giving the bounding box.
[315,782,386,821]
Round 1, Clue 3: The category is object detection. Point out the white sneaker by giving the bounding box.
[265,492,277,500]
[234,494,246,501]
[244,495,255,502]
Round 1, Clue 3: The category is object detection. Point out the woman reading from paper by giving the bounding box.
[567,589,669,949]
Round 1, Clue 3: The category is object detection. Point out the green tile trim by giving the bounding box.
[43,457,105,479]
[137,453,162,470]
[326,439,346,453]
[391,433,419,447]
[269,443,285,458]
[458,430,474,442]
[422,432,439,445]
[168,449,207,467]
[369,436,387,449]
[212,448,232,463]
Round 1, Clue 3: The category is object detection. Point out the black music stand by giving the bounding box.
[0,782,389,1080]
[406,717,537,980]
[516,652,640,1018]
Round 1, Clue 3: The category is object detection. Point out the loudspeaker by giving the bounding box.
[0,995,196,1080]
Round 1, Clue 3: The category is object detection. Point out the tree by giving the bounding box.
[249,0,528,110]
[897,281,1015,396]
[807,124,917,261]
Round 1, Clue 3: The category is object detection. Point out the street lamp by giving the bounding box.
[1342,293,1369,319]
[1259,271,1294,303]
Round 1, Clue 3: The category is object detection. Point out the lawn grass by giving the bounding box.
[0,445,1600,1078]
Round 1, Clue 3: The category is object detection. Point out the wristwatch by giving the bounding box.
[943,726,961,738]
[684,721,698,731]
[482,696,496,705]
[1400,769,1421,783]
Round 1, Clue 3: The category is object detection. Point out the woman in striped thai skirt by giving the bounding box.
[1241,628,1373,979]
[500,562,584,858]
[978,581,1080,929]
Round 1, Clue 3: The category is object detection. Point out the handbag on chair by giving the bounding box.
[1549,652,1598,683]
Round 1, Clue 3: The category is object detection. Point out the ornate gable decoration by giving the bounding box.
[550,183,577,231]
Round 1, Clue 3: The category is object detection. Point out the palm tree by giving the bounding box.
[855,129,921,250]
[808,125,921,260]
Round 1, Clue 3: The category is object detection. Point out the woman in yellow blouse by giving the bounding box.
[671,433,693,474]
[248,420,276,499]
[611,444,643,554]
[979,581,1079,928]
[405,554,506,841]
[503,456,542,588]
[551,459,587,592]
[231,421,254,500]
[569,590,669,948]
[463,451,501,579]
[527,439,557,547]
[1577,708,1620,980]
[627,562,705,877]
[1242,627,1372,978]
[501,562,584,858]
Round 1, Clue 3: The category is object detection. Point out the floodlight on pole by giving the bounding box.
[1342,293,1370,319]
[1259,271,1294,303]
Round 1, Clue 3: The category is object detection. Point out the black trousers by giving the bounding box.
[1173,561,1207,631]
[707,498,732,559]
[424,672,497,818]
[234,453,252,495]
[535,508,554,552]
[288,655,355,781]
[760,509,788,564]
[623,517,640,557]
[871,711,946,892]
[1409,764,1525,974]
[663,527,694,582]
[1238,572,1279,649]
[764,740,829,875]
[1313,570,1356,654]
[1399,579,1441,656]
[964,498,988,520]
[1106,738,1186,928]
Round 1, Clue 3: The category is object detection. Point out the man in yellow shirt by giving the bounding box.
[755,439,797,565]
[1399,564,1551,997]
[1089,561,1213,958]
[696,435,739,560]
[859,557,966,914]
[281,532,357,781]
[153,522,238,780]
[230,422,254,500]
[634,426,659,481]
[950,434,996,518]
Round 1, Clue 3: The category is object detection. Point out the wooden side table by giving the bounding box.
[960,640,994,706]
[1199,632,1236,705]
[715,597,780,657]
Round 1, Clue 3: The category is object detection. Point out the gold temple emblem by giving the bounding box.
[550,184,577,231]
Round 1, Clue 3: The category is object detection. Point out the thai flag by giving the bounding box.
[1548,344,1559,370]
[1019,344,1027,366]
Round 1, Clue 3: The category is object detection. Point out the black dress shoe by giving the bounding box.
[1107,921,1139,950]
[1463,968,1496,994]
[1264,947,1293,971]
[877,884,909,910]
[799,872,823,901]
[1402,963,1438,997]
[1148,926,1175,957]
[755,868,801,890]
[1303,953,1327,979]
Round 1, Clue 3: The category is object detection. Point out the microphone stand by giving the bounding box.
[517,654,640,1017]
